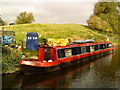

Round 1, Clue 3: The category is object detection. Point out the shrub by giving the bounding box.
[2,46,22,73]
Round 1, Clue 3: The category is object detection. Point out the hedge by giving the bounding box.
[2,46,22,73]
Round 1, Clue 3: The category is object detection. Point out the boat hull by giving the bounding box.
[20,49,114,75]
[20,64,60,75]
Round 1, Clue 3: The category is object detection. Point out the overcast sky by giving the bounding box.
[0,0,100,25]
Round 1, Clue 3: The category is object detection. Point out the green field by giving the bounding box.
[2,23,117,45]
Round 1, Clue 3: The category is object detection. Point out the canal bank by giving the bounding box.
[2,46,120,88]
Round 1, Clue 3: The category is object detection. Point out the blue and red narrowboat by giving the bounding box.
[20,40,115,74]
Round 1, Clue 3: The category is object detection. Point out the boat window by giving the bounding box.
[90,46,94,52]
[94,45,99,51]
[86,46,90,52]
[81,47,87,53]
[78,47,82,54]
[103,44,106,49]
[72,47,77,55]
[100,44,104,49]
[44,48,51,52]
[98,45,100,50]
[107,43,112,48]
[44,48,51,61]
[57,49,65,58]
[72,47,81,55]
[105,44,108,48]
[65,49,72,57]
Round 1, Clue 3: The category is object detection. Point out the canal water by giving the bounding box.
[2,46,120,88]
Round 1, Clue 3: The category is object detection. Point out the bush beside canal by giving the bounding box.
[2,46,22,74]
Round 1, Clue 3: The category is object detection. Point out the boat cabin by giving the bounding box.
[38,42,112,62]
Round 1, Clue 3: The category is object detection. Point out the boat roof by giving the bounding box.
[39,41,112,49]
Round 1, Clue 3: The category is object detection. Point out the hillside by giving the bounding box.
[2,23,117,45]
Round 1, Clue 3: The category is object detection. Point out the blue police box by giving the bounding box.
[26,32,38,50]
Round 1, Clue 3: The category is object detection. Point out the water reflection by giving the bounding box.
[21,60,92,88]
[2,47,120,88]
[2,72,22,88]
[71,54,118,88]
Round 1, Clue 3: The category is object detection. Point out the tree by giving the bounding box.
[87,1,119,33]
[15,11,35,24]
[0,15,7,26]
[87,15,112,32]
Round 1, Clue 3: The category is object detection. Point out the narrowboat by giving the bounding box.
[20,40,115,74]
